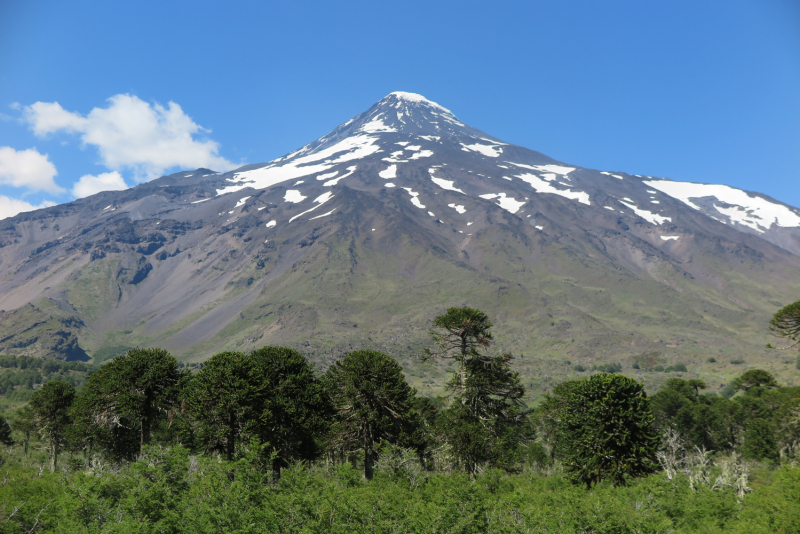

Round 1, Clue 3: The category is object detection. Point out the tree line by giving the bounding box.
[4,301,800,491]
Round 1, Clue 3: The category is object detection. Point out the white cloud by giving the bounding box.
[23,101,87,136]
[0,195,56,221]
[23,94,236,181]
[0,147,63,193]
[71,171,128,199]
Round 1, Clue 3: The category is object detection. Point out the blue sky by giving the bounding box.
[1,0,798,219]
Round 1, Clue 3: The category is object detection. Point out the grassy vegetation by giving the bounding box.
[0,442,797,533]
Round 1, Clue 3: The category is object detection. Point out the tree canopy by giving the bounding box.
[770,300,800,349]
[425,306,493,389]
[183,351,256,461]
[560,373,658,489]
[734,370,779,392]
[248,346,332,474]
[76,348,183,458]
[425,307,528,475]
[324,350,415,480]
[29,380,75,472]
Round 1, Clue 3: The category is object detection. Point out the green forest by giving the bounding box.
[1,303,799,533]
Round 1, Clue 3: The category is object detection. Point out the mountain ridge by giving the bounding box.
[1,91,799,399]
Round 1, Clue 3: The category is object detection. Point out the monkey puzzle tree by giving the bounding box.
[560,373,658,489]
[734,369,779,393]
[436,353,527,474]
[770,300,800,349]
[10,406,35,456]
[425,306,493,391]
[324,350,415,481]
[29,380,75,472]
[248,346,332,476]
[77,348,183,458]
[183,351,256,461]
[0,416,13,446]
[185,347,331,473]
[426,307,528,474]
[534,379,583,463]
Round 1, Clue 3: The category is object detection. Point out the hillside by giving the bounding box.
[1,92,800,400]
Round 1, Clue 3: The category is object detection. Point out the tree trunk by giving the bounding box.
[272,458,282,482]
[24,432,29,457]
[139,398,153,458]
[227,415,236,462]
[364,431,374,481]
[49,437,58,473]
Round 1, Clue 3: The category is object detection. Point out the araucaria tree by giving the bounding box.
[248,346,332,476]
[0,416,13,447]
[183,351,256,461]
[425,306,494,391]
[28,380,75,472]
[77,348,183,458]
[426,307,527,475]
[185,347,331,473]
[10,406,35,456]
[560,373,658,489]
[324,350,415,481]
[770,300,800,349]
[734,369,779,392]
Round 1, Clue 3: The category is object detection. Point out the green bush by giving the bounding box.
[591,362,622,373]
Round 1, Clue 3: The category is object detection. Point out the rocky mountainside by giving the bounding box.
[2,92,799,399]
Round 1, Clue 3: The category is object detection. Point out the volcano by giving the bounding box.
[2,92,799,397]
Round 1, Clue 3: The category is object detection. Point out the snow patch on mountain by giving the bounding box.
[310,208,336,220]
[324,166,357,186]
[511,163,575,176]
[514,173,590,205]
[217,135,381,195]
[316,171,339,181]
[479,193,525,214]
[284,190,306,203]
[289,192,335,222]
[619,199,672,225]
[379,164,397,179]
[402,188,425,209]
[360,115,398,133]
[448,203,466,214]
[460,142,503,158]
[644,180,800,233]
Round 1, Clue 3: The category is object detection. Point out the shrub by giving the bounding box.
[591,362,621,373]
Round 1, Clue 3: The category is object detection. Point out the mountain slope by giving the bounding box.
[1,92,799,399]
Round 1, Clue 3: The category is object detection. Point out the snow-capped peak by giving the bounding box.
[382,92,455,116]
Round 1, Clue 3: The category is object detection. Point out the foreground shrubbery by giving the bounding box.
[0,445,798,533]
[2,303,800,531]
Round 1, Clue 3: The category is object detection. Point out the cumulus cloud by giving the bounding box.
[71,171,128,199]
[0,195,56,221]
[0,146,64,193]
[22,94,236,181]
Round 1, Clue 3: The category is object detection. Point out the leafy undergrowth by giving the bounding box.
[1,447,798,533]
